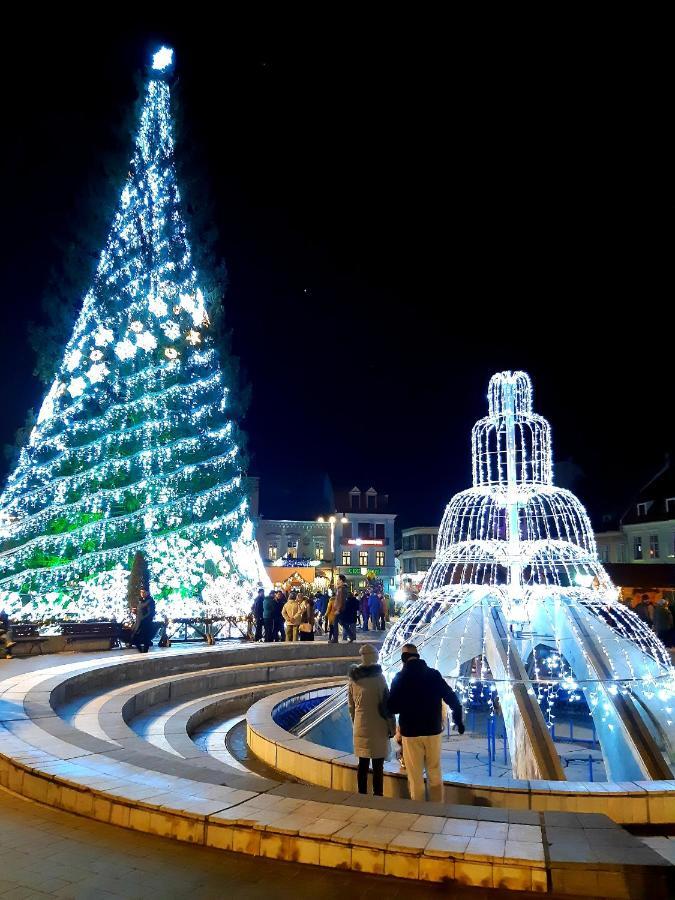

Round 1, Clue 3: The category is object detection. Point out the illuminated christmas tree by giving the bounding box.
[0,47,267,620]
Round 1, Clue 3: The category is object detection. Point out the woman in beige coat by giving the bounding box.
[348,644,395,795]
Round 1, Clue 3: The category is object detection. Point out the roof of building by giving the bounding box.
[333,486,392,514]
[621,458,675,526]
[605,563,675,589]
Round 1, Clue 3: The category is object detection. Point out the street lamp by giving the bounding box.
[316,515,340,552]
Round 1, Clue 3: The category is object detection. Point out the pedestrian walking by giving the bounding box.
[348,645,396,795]
[387,643,464,802]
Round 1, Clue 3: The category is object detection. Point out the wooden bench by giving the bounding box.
[9,622,49,655]
[59,621,122,650]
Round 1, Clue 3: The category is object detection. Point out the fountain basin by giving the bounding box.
[246,682,675,825]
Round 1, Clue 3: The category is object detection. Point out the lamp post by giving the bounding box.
[317,515,348,588]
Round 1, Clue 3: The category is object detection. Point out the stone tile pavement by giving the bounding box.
[0,786,533,899]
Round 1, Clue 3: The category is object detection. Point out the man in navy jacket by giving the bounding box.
[387,643,464,801]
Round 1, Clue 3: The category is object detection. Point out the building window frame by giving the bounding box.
[268,545,278,561]
[649,534,660,559]
[342,550,351,566]
[375,550,385,567]
[633,535,643,560]
[359,550,369,567]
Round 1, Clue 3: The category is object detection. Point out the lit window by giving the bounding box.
[342,551,351,566]
[287,540,298,559]
[375,550,385,567]
[649,535,660,559]
[359,551,368,567]
[633,536,643,560]
[314,544,324,560]
[268,545,278,561]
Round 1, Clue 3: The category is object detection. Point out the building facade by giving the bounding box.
[330,487,397,594]
[399,526,439,575]
[255,518,334,567]
[254,518,334,591]
[595,461,675,566]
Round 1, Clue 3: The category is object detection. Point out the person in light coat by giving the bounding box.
[282,591,303,641]
[348,644,395,795]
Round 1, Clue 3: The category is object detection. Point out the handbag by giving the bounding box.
[299,622,313,633]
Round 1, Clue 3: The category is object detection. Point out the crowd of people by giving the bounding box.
[250,575,392,644]
[632,592,675,645]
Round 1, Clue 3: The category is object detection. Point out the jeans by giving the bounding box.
[263,618,274,642]
[357,757,384,795]
[343,622,356,641]
[402,733,443,802]
[254,618,263,641]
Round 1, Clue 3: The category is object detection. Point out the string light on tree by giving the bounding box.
[0,46,269,619]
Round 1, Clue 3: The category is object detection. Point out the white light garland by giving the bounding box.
[382,371,675,780]
[0,48,269,618]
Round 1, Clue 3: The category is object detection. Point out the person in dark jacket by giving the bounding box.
[252,588,265,642]
[131,588,156,653]
[387,643,464,801]
[262,591,276,642]
[359,592,370,631]
[273,590,286,642]
[367,589,381,632]
[342,592,359,642]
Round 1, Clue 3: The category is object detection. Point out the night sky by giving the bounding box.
[1,24,671,530]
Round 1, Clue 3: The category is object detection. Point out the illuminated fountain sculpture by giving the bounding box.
[298,371,675,784]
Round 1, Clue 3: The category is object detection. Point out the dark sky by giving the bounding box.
[0,23,671,530]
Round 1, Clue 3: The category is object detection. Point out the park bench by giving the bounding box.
[59,621,122,651]
[9,622,49,655]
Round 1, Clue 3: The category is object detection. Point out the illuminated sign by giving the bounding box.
[347,539,383,546]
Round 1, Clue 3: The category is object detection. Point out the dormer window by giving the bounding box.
[349,487,361,511]
[366,487,377,510]
[637,502,652,517]
[666,498,675,515]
